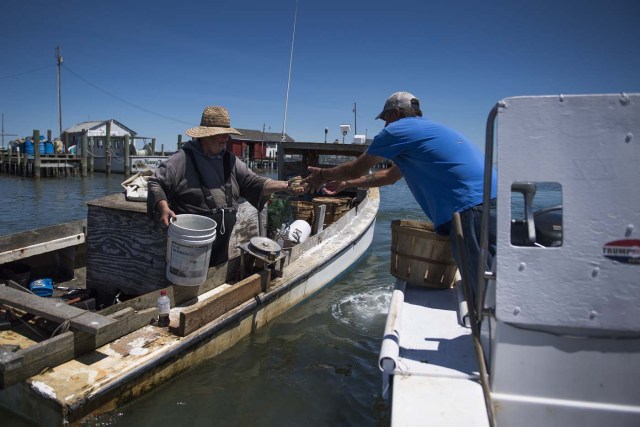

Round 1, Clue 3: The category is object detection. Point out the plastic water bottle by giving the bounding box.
[157,290,171,327]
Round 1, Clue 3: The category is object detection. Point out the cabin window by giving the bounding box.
[510,181,563,247]
[97,140,103,148]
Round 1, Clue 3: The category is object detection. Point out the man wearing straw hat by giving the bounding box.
[148,105,303,266]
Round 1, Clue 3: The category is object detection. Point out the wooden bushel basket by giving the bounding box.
[291,200,314,223]
[390,219,458,288]
[312,197,351,225]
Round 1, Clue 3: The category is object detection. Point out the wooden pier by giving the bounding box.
[0,150,82,177]
[1,129,86,178]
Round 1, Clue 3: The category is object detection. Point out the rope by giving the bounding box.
[50,319,71,338]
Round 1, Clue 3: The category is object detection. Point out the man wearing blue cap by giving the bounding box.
[303,91,497,298]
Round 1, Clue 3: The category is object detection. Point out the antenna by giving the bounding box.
[353,102,357,135]
[280,0,298,143]
[56,47,63,138]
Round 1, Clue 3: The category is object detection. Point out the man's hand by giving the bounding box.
[286,176,309,195]
[323,180,347,195]
[301,166,325,192]
[155,200,176,227]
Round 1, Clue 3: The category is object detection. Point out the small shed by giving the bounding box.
[62,120,137,148]
[230,129,294,161]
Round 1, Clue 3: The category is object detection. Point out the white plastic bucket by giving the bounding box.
[166,214,217,286]
[287,219,311,244]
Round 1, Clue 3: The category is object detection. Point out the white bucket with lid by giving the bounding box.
[166,214,217,286]
[287,219,311,244]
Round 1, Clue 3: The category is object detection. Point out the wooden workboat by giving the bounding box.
[0,144,379,426]
[379,94,640,426]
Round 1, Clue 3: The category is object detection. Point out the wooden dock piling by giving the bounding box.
[105,121,111,175]
[81,131,88,177]
[33,130,41,178]
[124,134,131,176]
[89,136,94,173]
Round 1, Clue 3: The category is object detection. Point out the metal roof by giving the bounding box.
[234,128,294,143]
[63,119,137,136]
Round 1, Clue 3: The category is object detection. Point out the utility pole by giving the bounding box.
[353,102,357,135]
[56,47,63,138]
[261,123,265,162]
[1,114,17,149]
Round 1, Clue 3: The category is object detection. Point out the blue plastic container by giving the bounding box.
[24,139,46,155]
[29,278,54,297]
[44,141,54,154]
[25,139,34,155]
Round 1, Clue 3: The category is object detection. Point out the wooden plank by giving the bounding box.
[0,219,86,253]
[70,311,119,335]
[5,280,35,295]
[174,273,262,337]
[96,256,241,316]
[0,331,74,389]
[74,307,158,355]
[0,285,86,319]
[0,286,116,336]
[0,233,85,264]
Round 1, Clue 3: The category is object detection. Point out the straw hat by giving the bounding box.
[185,106,242,138]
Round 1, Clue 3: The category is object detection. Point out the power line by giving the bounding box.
[0,65,55,80]
[62,64,195,126]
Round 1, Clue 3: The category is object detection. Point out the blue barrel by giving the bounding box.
[25,139,34,155]
[25,138,46,155]
[44,141,54,154]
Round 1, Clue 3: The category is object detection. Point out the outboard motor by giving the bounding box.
[533,206,562,247]
[511,182,562,247]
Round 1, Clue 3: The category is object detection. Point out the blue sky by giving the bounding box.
[1,0,639,150]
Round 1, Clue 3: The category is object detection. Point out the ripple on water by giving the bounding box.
[331,283,393,330]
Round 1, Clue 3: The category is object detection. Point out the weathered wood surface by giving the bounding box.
[74,307,158,355]
[0,303,158,387]
[0,331,74,389]
[0,220,86,264]
[173,273,263,337]
[0,286,116,336]
[86,193,264,305]
[86,194,167,306]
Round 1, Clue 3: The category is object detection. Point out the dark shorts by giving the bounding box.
[446,199,497,299]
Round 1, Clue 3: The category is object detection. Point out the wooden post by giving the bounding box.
[81,131,88,177]
[33,130,41,178]
[89,136,94,173]
[63,132,69,156]
[313,204,326,234]
[7,146,12,174]
[105,121,112,175]
[47,129,52,145]
[151,138,156,155]
[124,134,131,176]
[22,138,28,176]
[177,134,183,150]
[277,142,284,180]
[161,144,164,156]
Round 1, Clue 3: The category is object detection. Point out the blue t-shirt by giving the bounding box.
[367,116,497,227]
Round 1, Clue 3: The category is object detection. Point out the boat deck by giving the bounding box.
[381,280,489,426]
